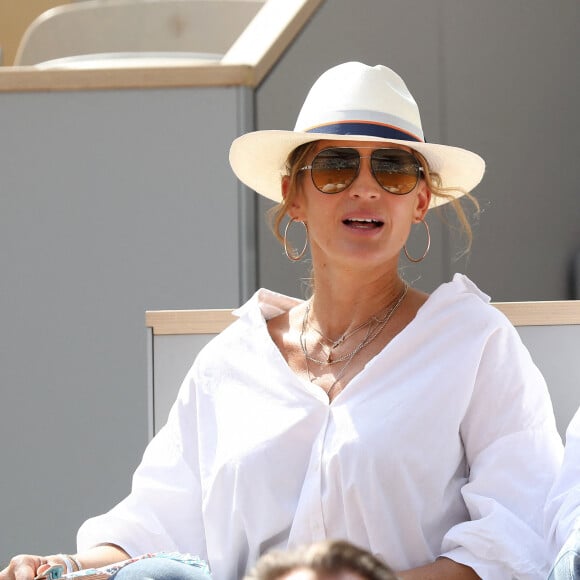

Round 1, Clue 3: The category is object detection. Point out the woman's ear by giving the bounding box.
[283,175,306,220]
[281,175,291,201]
[414,182,431,222]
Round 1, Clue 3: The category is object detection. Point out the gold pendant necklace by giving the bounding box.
[300,283,409,396]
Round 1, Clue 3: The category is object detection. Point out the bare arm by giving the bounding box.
[66,544,130,570]
[0,544,130,580]
[398,557,480,580]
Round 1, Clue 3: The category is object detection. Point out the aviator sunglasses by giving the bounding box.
[299,146,423,195]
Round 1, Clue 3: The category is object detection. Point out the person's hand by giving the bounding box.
[1,545,129,580]
[0,554,65,580]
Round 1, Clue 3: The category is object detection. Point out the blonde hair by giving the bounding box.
[268,142,480,255]
[244,540,397,580]
[268,141,318,248]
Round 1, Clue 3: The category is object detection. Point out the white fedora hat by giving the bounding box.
[229,62,485,208]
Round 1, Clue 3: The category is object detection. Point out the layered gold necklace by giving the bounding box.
[300,283,409,396]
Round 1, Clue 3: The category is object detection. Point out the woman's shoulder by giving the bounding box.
[417,273,515,336]
[232,287,304,324]
[428,273,489,305]
[195,288,303,356]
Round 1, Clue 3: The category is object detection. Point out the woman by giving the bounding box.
[0,62,563,580]
[546,407,580,579]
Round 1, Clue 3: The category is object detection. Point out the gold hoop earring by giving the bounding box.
[284,218,309,262]
[404,219,431,263]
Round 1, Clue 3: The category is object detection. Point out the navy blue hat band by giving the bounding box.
[305,121,423,143]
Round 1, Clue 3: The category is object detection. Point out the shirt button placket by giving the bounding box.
[310,408,330,539]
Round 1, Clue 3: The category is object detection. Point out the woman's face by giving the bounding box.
[285,139,431,271]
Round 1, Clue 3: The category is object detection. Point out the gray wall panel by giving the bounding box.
[0,86,250,561]
[442,0,580,300]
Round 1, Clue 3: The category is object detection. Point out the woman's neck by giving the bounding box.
[307,264,406,341]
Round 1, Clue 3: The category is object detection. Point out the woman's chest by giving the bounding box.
[196,359,473,489]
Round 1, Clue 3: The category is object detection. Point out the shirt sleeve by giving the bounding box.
[77,366,207,560]
[440,318,563,580]
[545,407,580,557]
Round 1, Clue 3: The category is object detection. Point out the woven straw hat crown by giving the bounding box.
[229,62,485,207]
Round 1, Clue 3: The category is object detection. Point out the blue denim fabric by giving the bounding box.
[110,557,212,580]
[548,530,580,580]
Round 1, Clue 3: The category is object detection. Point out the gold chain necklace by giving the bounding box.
[300,283,409,396]
[309,313,378,354]
[300,283,408,366]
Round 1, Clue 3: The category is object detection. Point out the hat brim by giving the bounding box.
[229,130,485,208]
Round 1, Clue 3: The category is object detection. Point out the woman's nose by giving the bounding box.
[348,158,381,199]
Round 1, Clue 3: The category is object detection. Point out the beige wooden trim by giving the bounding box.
[222,0,324,86]
[146,309,235,335]
[493,301,580,326]
[146,300,580,335]
[0,63,253,93]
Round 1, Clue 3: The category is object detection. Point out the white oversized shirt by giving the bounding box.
[545,407,580,557]
[78,275,563,580]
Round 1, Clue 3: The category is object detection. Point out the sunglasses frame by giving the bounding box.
[299,146,423,195]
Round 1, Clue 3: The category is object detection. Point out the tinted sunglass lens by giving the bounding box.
[371,150,420,194]
[311,148,359,193]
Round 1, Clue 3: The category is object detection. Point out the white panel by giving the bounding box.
[517,325,580,437]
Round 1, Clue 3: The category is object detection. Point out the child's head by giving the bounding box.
[245,540,398,580]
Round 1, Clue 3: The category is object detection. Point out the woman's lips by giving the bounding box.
[342,217,384,229]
